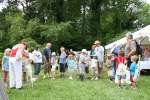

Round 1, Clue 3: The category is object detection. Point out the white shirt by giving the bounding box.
[95,46,104,62]
[90,59,98,68]
[79,54,86,64]
[32,50,42,63]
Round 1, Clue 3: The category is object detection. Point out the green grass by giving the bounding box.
[7,70,150,100]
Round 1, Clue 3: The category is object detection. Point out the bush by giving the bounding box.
[0,52,3,67]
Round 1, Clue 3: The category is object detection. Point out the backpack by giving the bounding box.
[135,40,143,56]
[116,63,127,76]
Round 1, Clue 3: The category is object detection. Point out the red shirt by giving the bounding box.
[114,56,126,69]
[10,48,18,57]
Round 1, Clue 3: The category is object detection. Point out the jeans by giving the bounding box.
[112,61,116,79]
[34,63,41,76]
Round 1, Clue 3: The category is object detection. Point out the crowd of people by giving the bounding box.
[106,33,142,89]
[1,33,141,90]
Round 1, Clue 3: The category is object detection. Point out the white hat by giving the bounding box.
[81,49,87,54]
[52,52,56,56]
[94,40,100,44]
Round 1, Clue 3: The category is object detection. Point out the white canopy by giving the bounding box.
[105,25,150,50]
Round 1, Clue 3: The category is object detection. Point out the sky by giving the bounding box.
[0,0,150,11]
[145,0,150,4]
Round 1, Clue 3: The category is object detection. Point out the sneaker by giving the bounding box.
[95,77,98,80]
[69,77,73,80]
[43,75,46,79]
[33,78,38,81]
[48,75,51,78]
[91,78,94,80]
[52,78,55,80]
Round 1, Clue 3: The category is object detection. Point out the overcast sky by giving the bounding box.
[145,0,150,3]
[0,0,150,11]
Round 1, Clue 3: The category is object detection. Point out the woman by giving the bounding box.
[32,47,42,80]
[59,47,67,78]
[9,42,27,89]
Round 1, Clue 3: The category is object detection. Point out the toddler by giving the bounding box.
[90,55,98,80]
[2,48,11,83]
[51,52,57,80]
[66,52,77,80]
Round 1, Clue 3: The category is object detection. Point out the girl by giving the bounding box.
[9,42,27,89]
[130,55,138,89]
[51,52,57,80]
[90,55,98,80]
[2,48,11,83]
[59,47,67,78]
[114,51,127,88]
[66,52,77,80]
[32,47,42,80]
[79,49,87,81]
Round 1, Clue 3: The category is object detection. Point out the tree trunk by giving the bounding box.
[90,0,102,36]
[56,0,64,22]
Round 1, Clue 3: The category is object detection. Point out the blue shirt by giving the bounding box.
[59,52,67,64]
[43,48,51,61]
[130,63,137,75]
[66,59,77,69]
[2,56,9,71]
[113,46,121,56]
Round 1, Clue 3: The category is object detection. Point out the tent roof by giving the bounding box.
[105,25,150,49]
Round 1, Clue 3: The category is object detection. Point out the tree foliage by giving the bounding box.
[0,0,149,52]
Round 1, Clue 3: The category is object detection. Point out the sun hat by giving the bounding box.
[94,40,100,44]
[52,52,56,56]
[81,49,87,54]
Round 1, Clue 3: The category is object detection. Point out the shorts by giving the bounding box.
[60,63,65,73]
[43,61,51,73]
[117,75,126,80]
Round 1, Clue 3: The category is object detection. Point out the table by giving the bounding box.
[138,61,150,70]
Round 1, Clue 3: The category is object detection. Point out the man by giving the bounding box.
[94,40,104,79]
[43,43,52,79]
[125,33,137,67]
[111,44,122,80]
[9,42,27,89]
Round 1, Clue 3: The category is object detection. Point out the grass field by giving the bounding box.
[6,70,150,100]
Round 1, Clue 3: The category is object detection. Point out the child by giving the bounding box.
[90,55,98,80]
[66,52,77,80]
[130,55,138,89]
[51,52,57,80]
[32,47,42,80]
[85,53,91,74]
[23,50,33,86]
[106,54,113,81]
[79,49,87,81]
[59,47,67,78]
[2,48,11,83]
[114,51,127,88]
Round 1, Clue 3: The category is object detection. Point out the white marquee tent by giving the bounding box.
[105,25,150,50]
